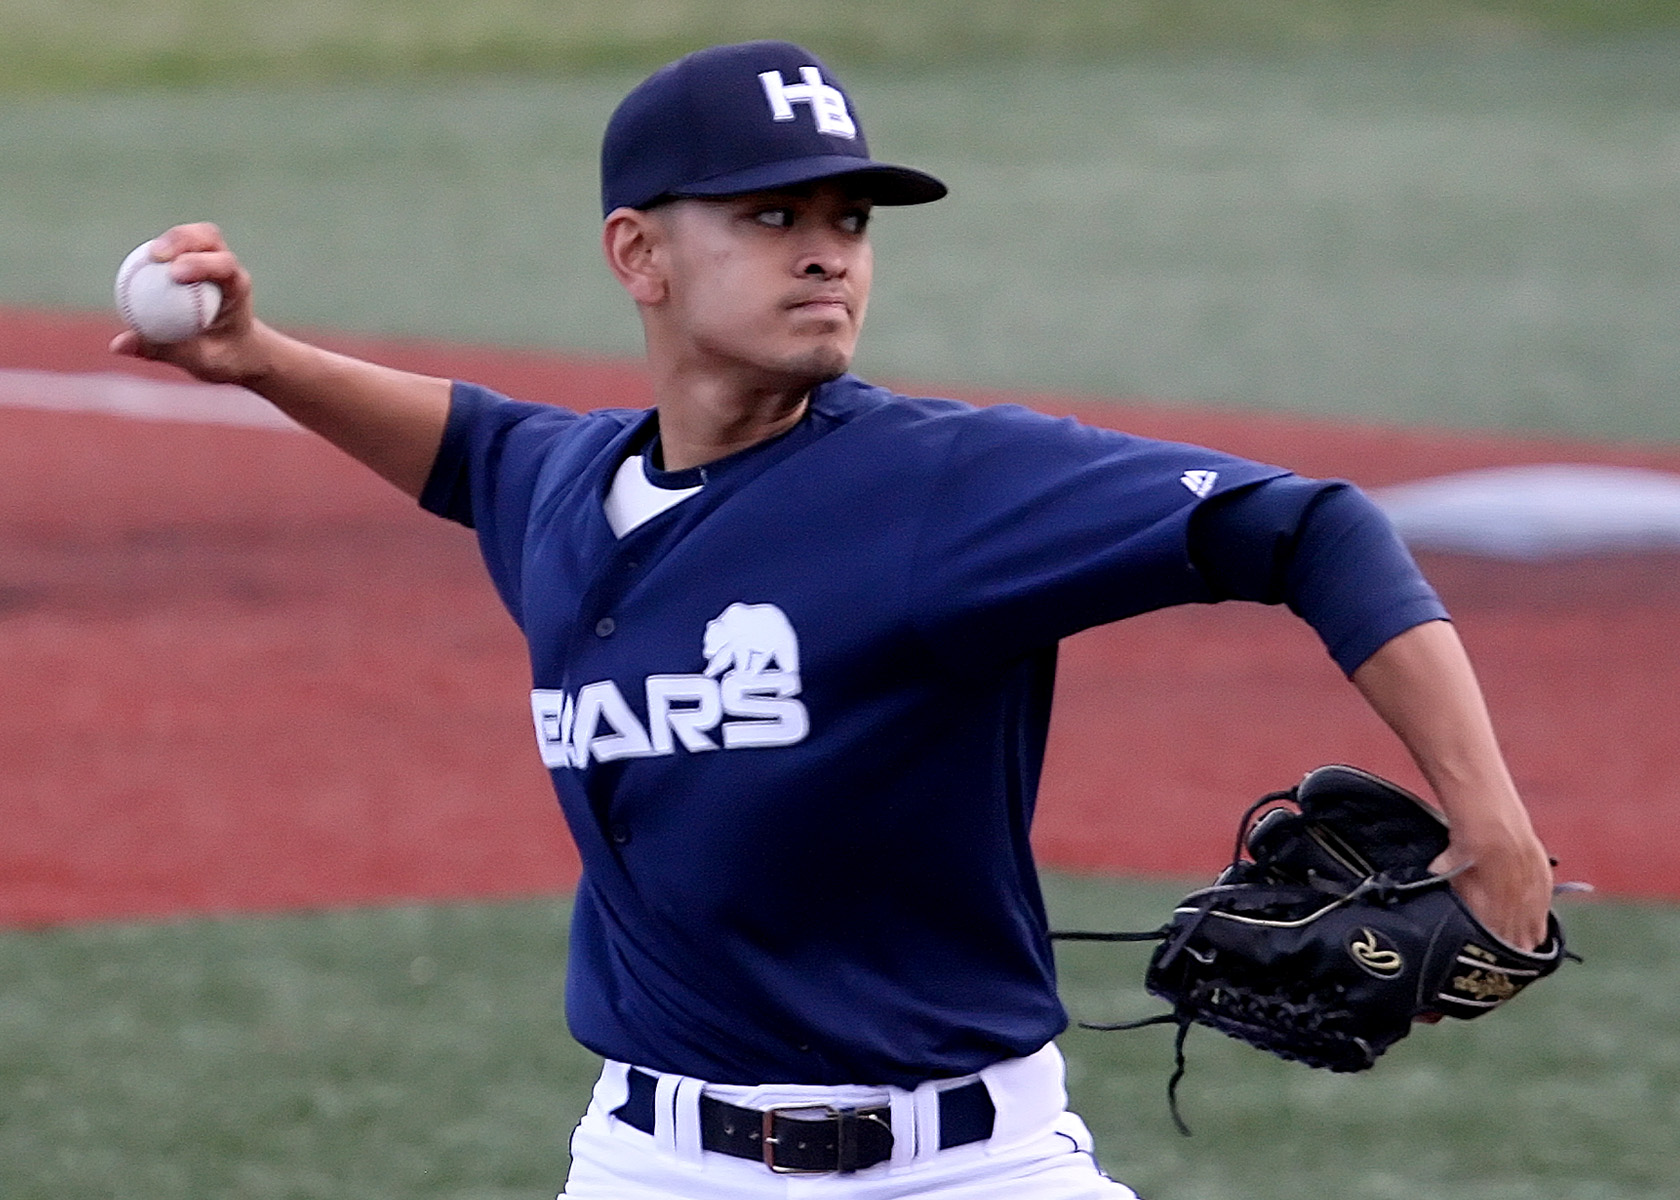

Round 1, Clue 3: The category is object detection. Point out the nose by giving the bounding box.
[799,251,846,281]
[794,224,854,281]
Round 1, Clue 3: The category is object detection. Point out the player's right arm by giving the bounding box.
[109,222,450,499]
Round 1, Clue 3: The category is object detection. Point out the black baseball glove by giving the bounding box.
[1055,764,1574,1133]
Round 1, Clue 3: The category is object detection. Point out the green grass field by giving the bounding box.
[6,39,1679,439]
[5,0,1676,91]
[2,876,1674,1200]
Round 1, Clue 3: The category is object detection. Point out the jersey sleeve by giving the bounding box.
[1189,476,1450,675]
[907,403,1443,673]
[907,403,1290,666]
[418,381,588,620]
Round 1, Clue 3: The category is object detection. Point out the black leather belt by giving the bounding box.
[612,1067,995,1174]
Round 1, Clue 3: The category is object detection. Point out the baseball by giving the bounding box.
[114,239,222,343]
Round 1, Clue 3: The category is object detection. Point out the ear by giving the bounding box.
[602,207,669,305]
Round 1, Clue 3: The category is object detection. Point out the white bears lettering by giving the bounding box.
[758,67,857,139]
[531,603,809,769]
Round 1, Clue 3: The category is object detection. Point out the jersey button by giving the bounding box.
[594,617,616,637]
[609,823,631,845]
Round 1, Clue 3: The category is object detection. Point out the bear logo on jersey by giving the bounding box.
[531,602,809,769]
[704,602,801,679]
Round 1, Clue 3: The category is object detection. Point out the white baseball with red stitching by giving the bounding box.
[114,239,223,344]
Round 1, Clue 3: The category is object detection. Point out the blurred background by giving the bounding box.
[5,0,1679,436]
[3,3,1678,1198]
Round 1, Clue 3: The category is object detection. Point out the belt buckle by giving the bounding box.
[761,1102,838,1174]
[760,1102,890,1174]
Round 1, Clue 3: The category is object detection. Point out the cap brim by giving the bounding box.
[668,154,947,206]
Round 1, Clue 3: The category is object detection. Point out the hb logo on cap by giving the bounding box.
[758,67,857,139]
[600,40,946,215]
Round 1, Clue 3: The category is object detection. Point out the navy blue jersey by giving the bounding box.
[420,374,1445,1088]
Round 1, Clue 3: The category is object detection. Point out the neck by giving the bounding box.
[648,364,824,472]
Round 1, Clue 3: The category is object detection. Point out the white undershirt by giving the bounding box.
[603,451,703,538]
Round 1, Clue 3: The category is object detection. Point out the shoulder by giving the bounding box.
[449,380,642,439]
[421,382,647,524]
[443,381,648,476]
[824,377,1282,488]
[808,375,1072,456]
[808,375,970,425]
[814,375,1180,448]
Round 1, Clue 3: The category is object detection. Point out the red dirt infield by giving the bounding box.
[3,305,1677,925]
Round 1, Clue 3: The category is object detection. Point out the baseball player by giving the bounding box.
[114,41,1555,1199]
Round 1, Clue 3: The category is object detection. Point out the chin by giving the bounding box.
[788,343,853,385]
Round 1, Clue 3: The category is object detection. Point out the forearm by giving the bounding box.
[1351,619,1554,947]
[110,224,452,499]
[237,322,450,498]
[1352,620,1518,820]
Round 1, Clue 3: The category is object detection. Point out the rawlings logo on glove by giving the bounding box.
[1054,765,1578,1134]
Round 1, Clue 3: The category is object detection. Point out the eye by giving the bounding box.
[752,207,796,229]
[839,209,871,235]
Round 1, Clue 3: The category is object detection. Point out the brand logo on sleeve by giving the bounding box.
[531,602,809,770]
[1180,469,1219,498]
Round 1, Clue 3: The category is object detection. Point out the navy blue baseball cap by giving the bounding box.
[601,41,947,216]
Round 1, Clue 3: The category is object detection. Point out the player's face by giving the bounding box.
[652,183,874,389]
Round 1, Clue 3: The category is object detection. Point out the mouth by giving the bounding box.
[787,293,852,318]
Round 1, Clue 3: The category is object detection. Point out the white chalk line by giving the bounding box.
[0,368,301,432]
[8,368,1680,560]
[1372,463,1680,560]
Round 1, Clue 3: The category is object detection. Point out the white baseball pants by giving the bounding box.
[557,1043,1142,1199]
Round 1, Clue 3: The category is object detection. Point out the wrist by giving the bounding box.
[230,321,295,392]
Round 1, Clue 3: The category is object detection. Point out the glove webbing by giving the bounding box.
[1050,924,1199,1135]
[1049,792,1305,1135]
[1049,791,1448,1138]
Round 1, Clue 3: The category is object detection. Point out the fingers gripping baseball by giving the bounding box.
[110,223,267,385]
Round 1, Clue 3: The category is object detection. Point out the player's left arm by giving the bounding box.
[1349,619,1554,950]
[1190,477,1554,950]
